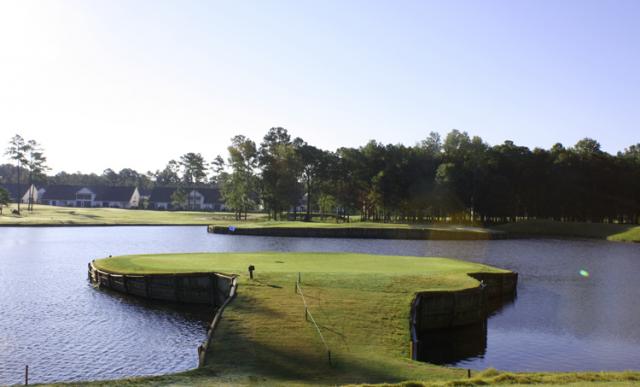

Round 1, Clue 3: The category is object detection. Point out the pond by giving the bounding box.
[1,226,639,384]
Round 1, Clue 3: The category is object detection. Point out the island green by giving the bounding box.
[80,252,640,386]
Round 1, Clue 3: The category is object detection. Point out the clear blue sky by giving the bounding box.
[1,0,639,173]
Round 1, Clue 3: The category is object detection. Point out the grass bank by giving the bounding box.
[209,222,501,240]
[0,204,266,226]
[494,220,640,243]
[212,219,640,242]
[81,252,640,387]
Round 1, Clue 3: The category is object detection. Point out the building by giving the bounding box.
[0,183,38,204]
[149,186,224,211]
[39,185,140,208]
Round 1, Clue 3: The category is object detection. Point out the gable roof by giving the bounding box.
[195,187,221,204]
[149,187,177,203]
[0,183,33,200]
[95,186,137,202]
[149,186,221,204]
[40,185,81,201]
[40,185,137,202]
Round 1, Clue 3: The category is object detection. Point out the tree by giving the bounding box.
[155,160,181,185]
[220,136,258,220]
[4,135,29,213]
[25,139,49,211]
[210,155,225,185]
[102,168,119,186]
[179,153,209,185]
[258,128,303,219]
[170,187,186,210]
[179,153,209,210]
[295,140,327,220]
[0,187,10,215]
[317,193,336,220]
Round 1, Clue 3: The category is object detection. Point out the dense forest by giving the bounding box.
[3,129,640,224]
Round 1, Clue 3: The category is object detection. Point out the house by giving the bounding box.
[39,185,140,208]
[149,186,224,211]
[0,183,39,204]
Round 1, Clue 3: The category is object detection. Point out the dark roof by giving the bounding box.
[95,186,137,202]
[149,187,177,203]
[40,185,137,202]
[197,188,221,204]
[40,185,81,201]
[149,186,221,204]
[138,188,152,197]
[0,183,31,200]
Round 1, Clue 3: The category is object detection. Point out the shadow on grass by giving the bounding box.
[204,322,443,385]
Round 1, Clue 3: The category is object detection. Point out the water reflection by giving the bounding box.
[418,322,487,364]
[417,291,516,365]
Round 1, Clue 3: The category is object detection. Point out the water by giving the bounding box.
[1,227,639,384]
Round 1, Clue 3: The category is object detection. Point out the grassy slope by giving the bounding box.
[87,253,640,387]
[494,220,640,242]
[0,204,266,225]
[91,252,502,386]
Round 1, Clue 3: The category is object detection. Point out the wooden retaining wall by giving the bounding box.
[209,225,506,241]
[88,261,238,366]
[88,262,235,306]
[409,271,517,360]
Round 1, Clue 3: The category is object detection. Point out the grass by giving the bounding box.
[218,220,494,231]
[0,204,266,226]
[494,220,640,243]
[84,252,640,387]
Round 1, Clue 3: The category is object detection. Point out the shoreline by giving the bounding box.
[0,223,208,227]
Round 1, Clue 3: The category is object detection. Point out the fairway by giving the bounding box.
[0,204,266,226]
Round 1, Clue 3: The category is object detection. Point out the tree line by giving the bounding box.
[3,129,640,224]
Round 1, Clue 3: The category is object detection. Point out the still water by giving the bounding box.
[1,226,639,384]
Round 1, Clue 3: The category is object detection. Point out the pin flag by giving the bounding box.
[579,269,590,277]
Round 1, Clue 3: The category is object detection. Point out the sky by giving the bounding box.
[0,0,639,174]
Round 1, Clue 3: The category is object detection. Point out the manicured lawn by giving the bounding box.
[494,220,640,243]
[0,204,266,226]
[87,252,640,387]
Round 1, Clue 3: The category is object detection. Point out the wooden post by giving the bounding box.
[468,369,471,378]
[304,306,308,321]
[25,365,28,385]
[298,272,301,284]
[327,350,332,366]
